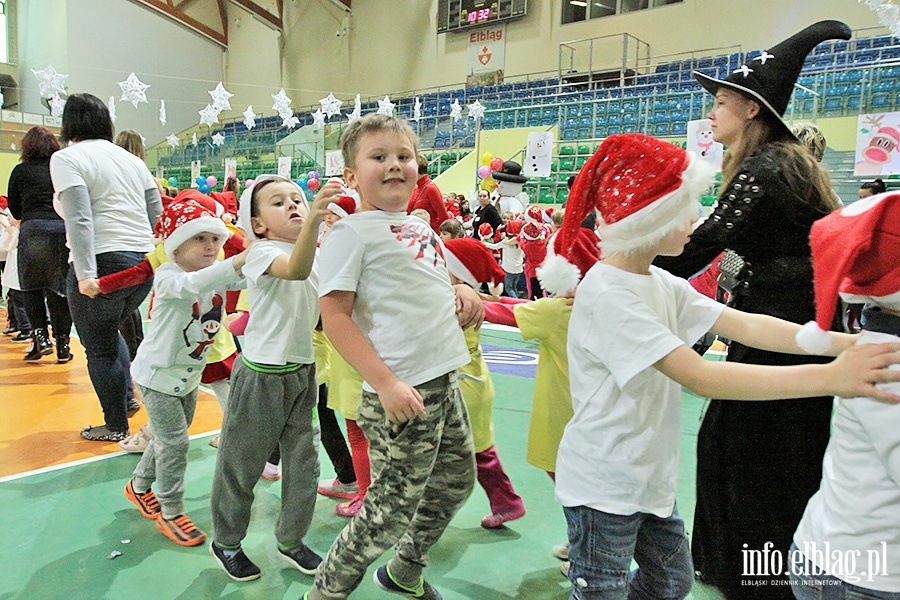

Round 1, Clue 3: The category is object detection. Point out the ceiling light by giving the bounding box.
[570,0,588,6]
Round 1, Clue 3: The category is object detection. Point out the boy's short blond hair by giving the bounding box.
[552,208,565,227]
[439,218,464,239]
[340,113,419,168]
[411,209,430,222]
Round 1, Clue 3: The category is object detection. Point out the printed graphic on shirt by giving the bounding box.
[390,223,445,267]
[183,294,223,360]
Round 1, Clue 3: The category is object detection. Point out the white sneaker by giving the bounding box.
[552,542,569,560]
[560,561,570,577]
[261,462,281,481]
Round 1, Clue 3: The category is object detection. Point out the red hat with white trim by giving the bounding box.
[478,222,494,240]
[443,237,506,287]
[505,220,522,236]
[795,192,900,353]
[538,227,601,295]
[525,205,543,224]
[157,199,229,261]
[327,195,357,219]
[522,222,545,241]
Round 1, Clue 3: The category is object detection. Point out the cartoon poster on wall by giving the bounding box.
[190,160,202,188]
[277,156,292,179]
[854,112,900,176]
[224,159,237,183]
[525,131,554,178]
[325,150,345,177]
[686,119,723,172]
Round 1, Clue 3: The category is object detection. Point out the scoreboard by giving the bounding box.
[437,0,527,33]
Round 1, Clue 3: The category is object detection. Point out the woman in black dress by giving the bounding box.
[655,21,851,599]
[7,126,73,362]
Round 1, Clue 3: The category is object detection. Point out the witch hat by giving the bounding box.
[694,20,851,136]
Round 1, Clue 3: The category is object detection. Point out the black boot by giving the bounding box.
[24,328,53,361]
[56,334,73,363]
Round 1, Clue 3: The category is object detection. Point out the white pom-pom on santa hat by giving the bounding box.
[537,227,601,296]
[795,321,834,354]
[537,253,581,297]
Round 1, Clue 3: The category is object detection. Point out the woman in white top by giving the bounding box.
[50,93,162,442]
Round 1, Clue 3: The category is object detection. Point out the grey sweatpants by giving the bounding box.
[210,358,320,550]
[132,384,199,519]
[312,371,476,599]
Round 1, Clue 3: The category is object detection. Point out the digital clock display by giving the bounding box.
[437,0,527,33]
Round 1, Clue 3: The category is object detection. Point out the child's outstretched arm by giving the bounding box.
[321,290,426,423]
[267,181,341,280]
[712,306,858,357]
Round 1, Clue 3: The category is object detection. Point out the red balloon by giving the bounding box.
[307,178,321,191]
[490,157,504,171]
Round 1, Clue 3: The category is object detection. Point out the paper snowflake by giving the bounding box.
[861,0,900,37]
[48,93,66,118]
[312,109,327,128]
[159,100,167,126]
[243,105,257,130]
[272,88,292,114]
[467,100,485,121]
[118,72,150,109]
[108,96,117,123]
[412,97,422,122]
[199,104,221,127]
[31,65,68,99]
[209,82,234,112]
[211,132,226,147]
[192,132,198,146]
[347,94,362,123]
[376,95,395,117]
[319,93,343,119]
[166,134,180,148]
[141,134,147,147]
[449,99,462,122]
[281,112,300,129]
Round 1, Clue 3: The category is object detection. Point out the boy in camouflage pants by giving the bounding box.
[310,113,481,599]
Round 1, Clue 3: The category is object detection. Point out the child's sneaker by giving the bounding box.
[209,542,261,581]
[317,477,359,500]
[124,480,161,519]
[156,514,207,547]
[82,425,129,442]
[277,543,322,575]
[480,505,526,529]
[335,495,364,518]
[208,435,220,448]
[551,542,569,561]
[560,561,570,577]
[11,331,31,343]
[373,565,443,600]
[261,462,281,481]
[118,425,152,453]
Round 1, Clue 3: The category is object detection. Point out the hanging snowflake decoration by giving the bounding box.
[166,134,180,148]
[376,95,395,117]
[108,96,117,123]
[271,88,292,114]
[48,93,66,118]
[199,104,221,127]
[211,132,226,147]
[312,108,327,128]
[209,82,234,112]
[281,112,300,129]
[159,100,167,126]
[243,105,257,130]
[412,97,422,122]
[346,94,362,123]
[449,98,462,122]
[319,93,343,119]
[31,65,68,99]
[861,0,900,37]
[118,72,150,109]
[192,132,198,146]
[466,100,485,122]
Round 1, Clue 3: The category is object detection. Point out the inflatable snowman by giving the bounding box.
[492,160,530,215]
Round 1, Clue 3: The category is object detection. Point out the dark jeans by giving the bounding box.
[22,289,72,338]
[67,252,152,432]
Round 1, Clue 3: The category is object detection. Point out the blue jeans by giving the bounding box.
[789,544,900,600]
[66,252,152,432]
[564,503,693,600]
[504,271,522,298]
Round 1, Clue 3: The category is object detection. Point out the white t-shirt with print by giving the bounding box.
[241,240,319,366]
[318,210,469,392]
[50,139,157,254]
[556,263,724,518]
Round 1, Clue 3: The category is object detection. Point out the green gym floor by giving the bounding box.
[0,324,727,600]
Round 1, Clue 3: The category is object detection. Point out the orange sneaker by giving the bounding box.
[124,480,161,519]
[156,514,207,547]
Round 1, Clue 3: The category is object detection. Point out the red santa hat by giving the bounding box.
[542,208,555,224]
[522,222,545,241]
[157,199,229,261]
[174,189,223,218]
[538,227,601,295]
[505,220,522,236]
[478,222,494,240]
[443,237,506,288]
[795,192,900,353]
[558,134,714,259]
[525,205,544,224]
[327,195,357,219]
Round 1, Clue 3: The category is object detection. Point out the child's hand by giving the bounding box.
[827,342,900,403]
[309,181,343,222]
[454,284,485,331]
[231,244,252,272]
[376,379,426,423]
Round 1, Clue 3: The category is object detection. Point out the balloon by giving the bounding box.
[490,157,504,171]
[245,179,254,188]
[480,177,496,191]
[199,183,211,194]
[308,170,319,180]
[307,178,321,192]
[298,179,309,190]
[167,177,178,187]
[196,176,206,186]
[477,165,492,179]
[206,175,218,188]
[480,152,494,166]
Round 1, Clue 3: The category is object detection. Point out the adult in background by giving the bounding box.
[406,154,446,232]
[653,21,851,599]
[51,93,162,442]
[471,189,501,241]
[859,177,886,199]
[7,126,73,362]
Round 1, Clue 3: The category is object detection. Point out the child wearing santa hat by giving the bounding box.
[122,198,248,547]
[444,237,526,528]
[520,221,547,299]
[789,192,900,598]
[552,133,900,599]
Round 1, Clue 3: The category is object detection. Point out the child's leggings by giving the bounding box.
[346,419,370,496]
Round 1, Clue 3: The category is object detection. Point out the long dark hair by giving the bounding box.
[21,126,60,161]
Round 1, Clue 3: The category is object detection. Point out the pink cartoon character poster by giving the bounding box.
[855,113,900,176]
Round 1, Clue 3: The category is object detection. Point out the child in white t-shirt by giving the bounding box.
[122,199,247,547]
[790,192,900,599]
[209,175,336,582]
[550,134,900,599]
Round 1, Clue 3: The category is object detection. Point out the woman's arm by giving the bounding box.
[58,185,98,284]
